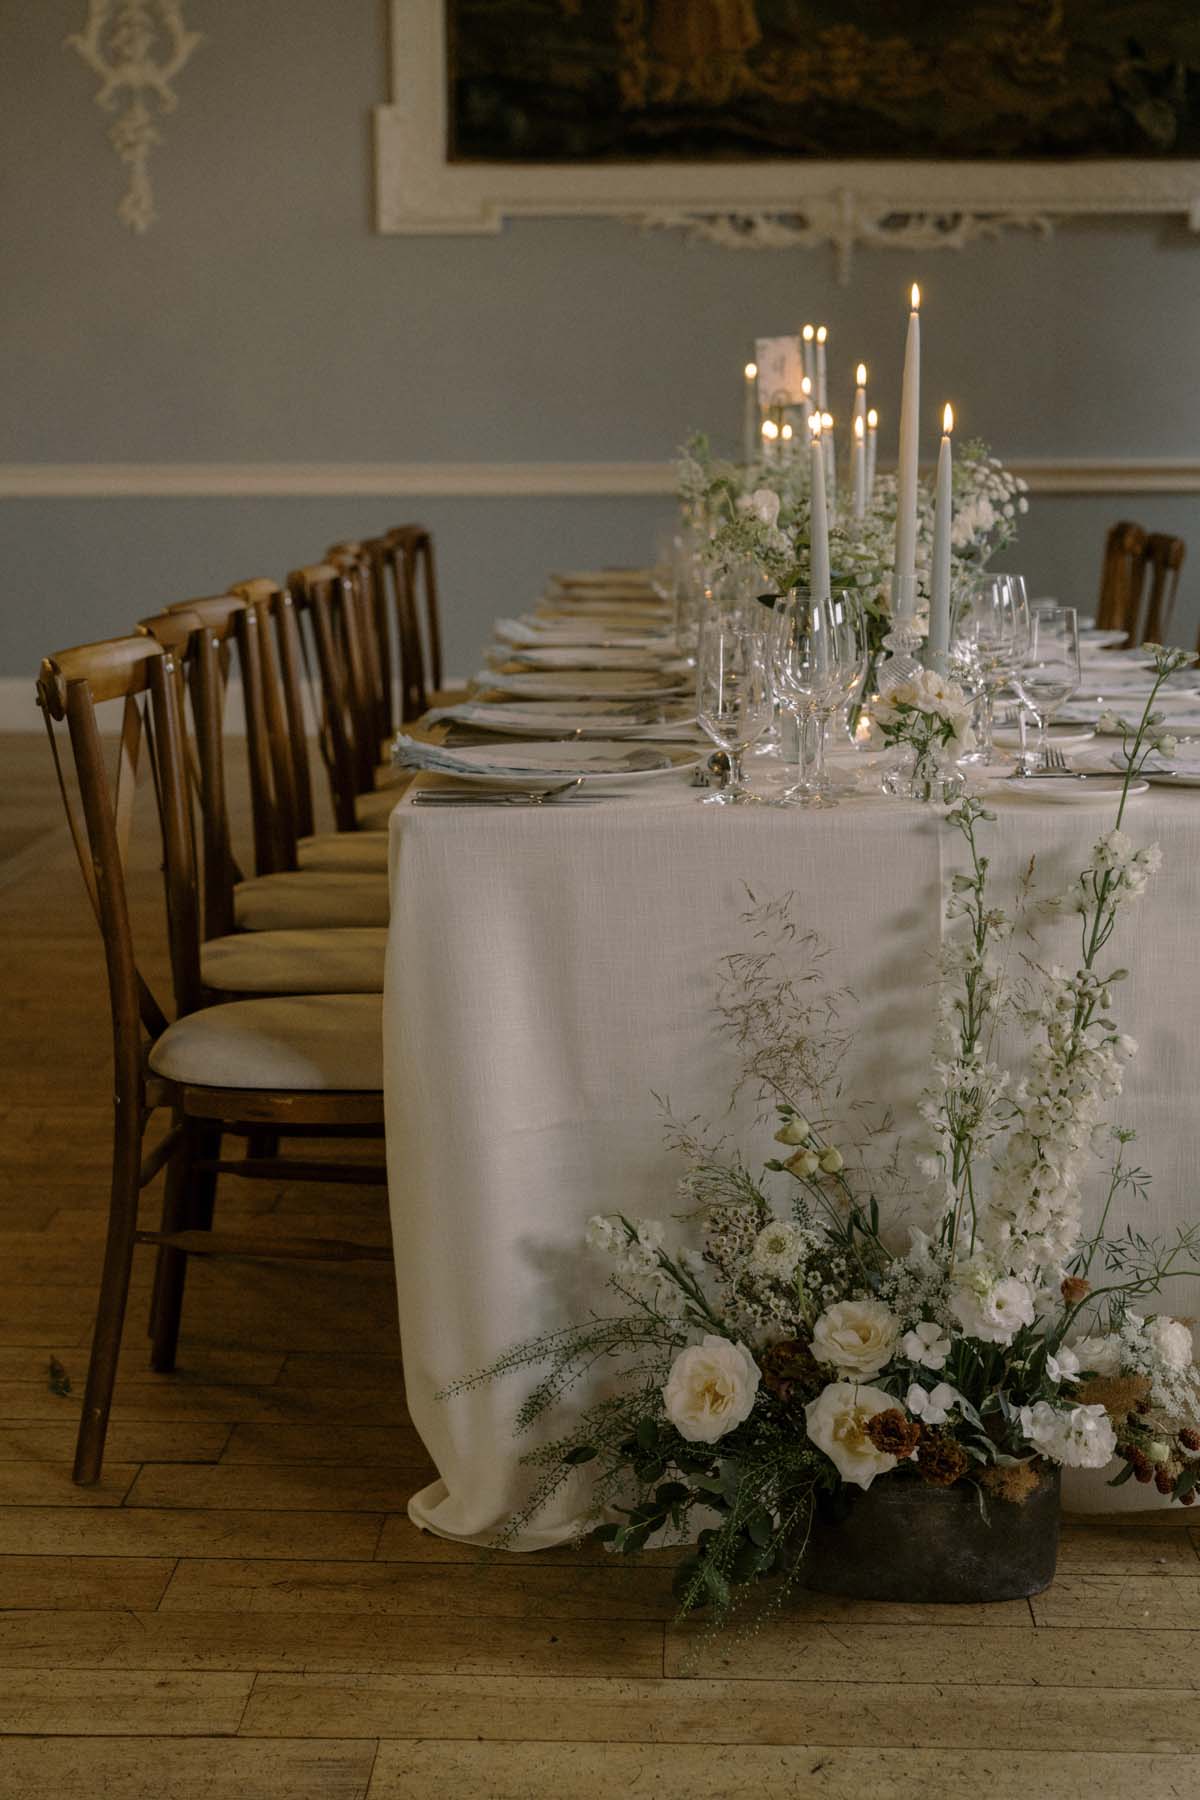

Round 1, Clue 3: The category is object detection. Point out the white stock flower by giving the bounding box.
[662,1336,760,1444]
[949,1270,1036,1346]
[811,1299,901,1378]
[1019,1400,1117,1468]
[901,1321,951,1370]
[906,1381,962,1425]
[1071,1333,1122,1376]
[1147,1317,1195,1373]
[804,1381,902,1489]
[585,1214,623,1257]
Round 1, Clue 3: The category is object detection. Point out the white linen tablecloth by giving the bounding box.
[384,776,1200,1547]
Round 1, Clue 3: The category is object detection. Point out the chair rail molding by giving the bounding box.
[375,0,1200,283]
[3,461,1200,498]
[66,0,203,235]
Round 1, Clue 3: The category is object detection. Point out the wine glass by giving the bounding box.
[770,591,866,806]
[953,573,1030,764]
[1012,603,1081,770]
[695,612,774,804]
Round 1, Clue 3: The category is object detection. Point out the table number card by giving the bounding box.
[755,335,805,407]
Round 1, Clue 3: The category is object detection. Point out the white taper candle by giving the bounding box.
[926,403,954,672]
[809,414,831,603]
[893,285,921,603]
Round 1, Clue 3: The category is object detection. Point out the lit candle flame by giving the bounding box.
[780,422,793,442]
[910,283,921,311]
[744,361,757,380]
[808,412,822,438]
[761,418,779,440]
[816,325,827,344]
[854,414,864,440]
[943,402,954,434]
[802,323,814,342]
[855,362,867,387]
[821,412,833,429]
[800,375,812,398]
[867,407,879,429]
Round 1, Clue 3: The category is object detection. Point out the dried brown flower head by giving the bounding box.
[1061,1276,1091,1306]
[916,1431,969,1488]
[865,1409,921,1458]
[1074,1374,1151,1420]
[1155,1467,1177,1496]
[981,1461,1044,1505]
[1181,1490,1196,1507]
[759,1338,821,1405]
[1179,1427,1200,1453]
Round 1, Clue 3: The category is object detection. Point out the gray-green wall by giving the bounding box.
[4,1,1200,685]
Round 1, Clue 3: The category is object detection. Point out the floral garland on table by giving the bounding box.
[677,431,1029,675]
[447,647,1200,1626]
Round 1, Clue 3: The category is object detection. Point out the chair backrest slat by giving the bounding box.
[1096,521,1148,644]
[1141,533,1186,645]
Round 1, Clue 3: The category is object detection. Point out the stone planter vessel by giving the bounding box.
[803,1468,1061,1604]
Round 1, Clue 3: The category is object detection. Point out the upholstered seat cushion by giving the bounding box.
[354,788,404,829]
[297,832,389,874]
[233,871,389,930]
[148,993,382,1090]
[201,928,386,994]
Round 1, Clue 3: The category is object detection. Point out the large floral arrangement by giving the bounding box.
[676,431,1029,677]
[451,649,1200,1624]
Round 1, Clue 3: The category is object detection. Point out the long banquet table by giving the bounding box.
[383,758,1200,1548]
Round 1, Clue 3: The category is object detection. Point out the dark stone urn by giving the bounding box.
[803,1469,1061,1604]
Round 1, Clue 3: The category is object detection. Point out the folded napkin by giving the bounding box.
[425,699,702,741]
[489,645,686,673]
[392,734,675,780]
[479,668,691,700]
[495,617,673,650]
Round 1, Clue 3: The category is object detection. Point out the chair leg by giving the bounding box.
[149,1121,220,1373]
[73,1125,143,1487]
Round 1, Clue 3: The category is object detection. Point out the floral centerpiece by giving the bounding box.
[449,649,1200,1622]
[872,668,976,802]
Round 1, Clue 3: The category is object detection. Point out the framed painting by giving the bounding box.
[375,0,1200,277]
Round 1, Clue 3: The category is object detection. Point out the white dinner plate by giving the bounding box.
[1131,756,1200,789]
[426,699,700,739]
[994,723,1096,751]
[494,646,689,673]
[479,669,691,701]
[496,618,673,650]
[405,740,702,789]
[1079,627,1125,646]
[1002,775,1149,805]
[549,568,654,589]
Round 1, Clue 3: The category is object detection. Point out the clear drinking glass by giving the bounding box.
[953,573,1031,764]
[1012,603,1081,769]
[770,591,866,807]
[695,612,774,804]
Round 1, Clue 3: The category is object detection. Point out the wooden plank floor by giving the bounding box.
[2,728,1200,1800]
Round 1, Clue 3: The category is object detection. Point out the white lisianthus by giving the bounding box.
[811,1299,900,1378]
[662,1336,760,1444]
[748,487,781,528]
[1147,1316,1195,1372]
[1046,1344,1081,1384]
[1019,1400,1117,1468]
[804,1381,902,1489]
[1071,1333,1122,1376]
[901,1321,951,1371]
[949,1272,1036,1346]
[773,1115,811,1146]
[906,1380,961,1425]
[748,1219,812,1281]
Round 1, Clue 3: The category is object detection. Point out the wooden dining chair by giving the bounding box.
[1096,521,1148,644]
[1140,533,1186,646]
[36,635,389,1484]
[138,599,389,931]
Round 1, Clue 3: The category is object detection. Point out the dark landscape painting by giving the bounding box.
[447,1,1200,162]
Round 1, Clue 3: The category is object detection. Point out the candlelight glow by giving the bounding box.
[800,375,812,397]
[744,361,757,380]
[854,414,865,440]
[943,402,954,434]
[816,325,827,344]
[802,323,814,342]
[808,412,822,438]
[761,418,779,440]
[867,407,879,429]
[856,362,867,386]
[821,412,833,429]
[910,283,921,310]
[780,422,794,442]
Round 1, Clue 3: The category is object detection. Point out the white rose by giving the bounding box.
[749,487,781,528]
[1147,1316,1195,1373]
[950,1276,1035,1346]
[1070,1333,1122,1376]
[662,1335,760,1445]
[811,1299,900,1378]
[1019,1400,1117,1469]
[805,1381,902,1490]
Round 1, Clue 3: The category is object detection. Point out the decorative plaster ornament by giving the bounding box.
[66,1,202,234]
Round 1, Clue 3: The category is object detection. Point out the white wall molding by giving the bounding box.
[5,460,1200,500]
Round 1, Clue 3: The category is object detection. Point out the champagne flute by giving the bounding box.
[1012,603,1081,769]
[695,612,774,805]
[770,591,865,806]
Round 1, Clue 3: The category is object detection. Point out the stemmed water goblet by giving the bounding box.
[1012,603,1081,770]
[770,591,866,807]
[695,610,774,804]
[953,573,1030,765]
